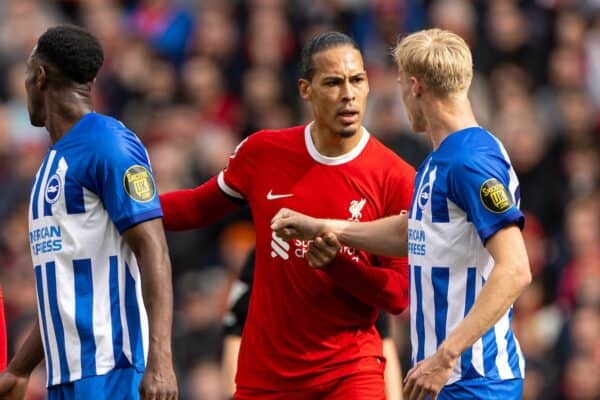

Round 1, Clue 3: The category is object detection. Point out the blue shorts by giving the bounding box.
[437,377,523,400]
[47,367,143,400]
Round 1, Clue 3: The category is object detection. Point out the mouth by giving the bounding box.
[337,109,359,125]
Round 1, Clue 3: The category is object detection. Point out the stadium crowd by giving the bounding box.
[0,0,598,399]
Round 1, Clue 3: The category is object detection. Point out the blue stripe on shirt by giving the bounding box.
[480,277,499,378]
[432,267,449,348]
[125,263,144,371]
[34,265,54,385]
[505,309,522,379]
[414,266,425,363]
[73,258,97,377]
[31,155,50,220]
[46,261,71,383]
[109,255,129,368]
[461,267,479,379]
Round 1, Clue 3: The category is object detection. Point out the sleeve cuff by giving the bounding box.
[217,171,245,200]
[478,209,525,244]
[116,208,163,233]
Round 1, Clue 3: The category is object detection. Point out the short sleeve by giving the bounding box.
[217,133,258,200]
[95,132,162,233]
[448,149,524,244]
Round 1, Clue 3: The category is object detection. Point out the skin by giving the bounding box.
[272,54,531,400]
[0,47,178,400]
[299,45,369,157]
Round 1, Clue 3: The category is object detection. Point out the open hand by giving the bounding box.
[403,348,457,400]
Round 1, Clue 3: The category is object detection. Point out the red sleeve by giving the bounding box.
[326,253,408,314]
[332,155,414,314]
[159,176,241,231]
[217,133,261,200]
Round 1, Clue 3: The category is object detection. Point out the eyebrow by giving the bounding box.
[321,71,367,80]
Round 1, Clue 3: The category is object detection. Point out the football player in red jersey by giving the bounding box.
[160,31,415,399]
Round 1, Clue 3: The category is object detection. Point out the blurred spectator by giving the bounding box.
[126,0,194,66]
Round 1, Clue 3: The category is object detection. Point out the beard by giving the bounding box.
[338,127,358,138]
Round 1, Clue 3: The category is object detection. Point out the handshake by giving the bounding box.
[271,208,342,269]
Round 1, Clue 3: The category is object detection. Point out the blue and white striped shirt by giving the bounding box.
[28,112,162,387]
[408,127,525,385]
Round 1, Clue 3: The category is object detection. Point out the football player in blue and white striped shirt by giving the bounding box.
[0,26,177,400]
[271,28,531,400]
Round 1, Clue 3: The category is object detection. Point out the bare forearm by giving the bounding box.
[440,263,529,357]
[138,247,174,362]
[8,321,44,376]
[124,220,175,365]
[327,214,408,257]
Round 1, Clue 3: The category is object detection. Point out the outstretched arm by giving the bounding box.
[123,219,178,400]
[403,224,531,400]
[271,208,408,257]
[0,320,44,399]
[160,176,242,231]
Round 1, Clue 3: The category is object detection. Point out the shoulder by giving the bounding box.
[448,127,509,173]
[233,125,305,157]
[89,114,147,161]
[250,125,305,144]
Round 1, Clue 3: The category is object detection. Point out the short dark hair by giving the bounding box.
[300,31,360,81]
[35,25,104,84]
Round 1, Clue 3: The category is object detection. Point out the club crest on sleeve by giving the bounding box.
[480,178,513,213]
[123,165,156,202]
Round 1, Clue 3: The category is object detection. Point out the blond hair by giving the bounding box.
[393,28,473,96]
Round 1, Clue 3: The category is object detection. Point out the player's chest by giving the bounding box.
[248,164,382,223]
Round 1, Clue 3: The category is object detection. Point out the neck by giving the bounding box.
[310,121,363,157]
[45,88,93,144]
[423,93,478,150]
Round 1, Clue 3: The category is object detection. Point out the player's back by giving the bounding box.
[408,126,525,385]
[218,124,415,390]
[28,112,161,386]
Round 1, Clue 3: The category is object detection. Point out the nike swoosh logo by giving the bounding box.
[267,190,294,200]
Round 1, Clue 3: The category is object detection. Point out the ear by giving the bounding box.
[410,76,422,98]
[35,65,48,90]
[298,78,311,101]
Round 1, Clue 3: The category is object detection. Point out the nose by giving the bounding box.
[340,80,355,102]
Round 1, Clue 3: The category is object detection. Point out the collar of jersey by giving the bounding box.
[51,111,97,150]
[304,121,370,166]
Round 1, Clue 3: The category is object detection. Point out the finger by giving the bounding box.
[307,247,328,268]
[306,252,318,268]
[322,232,340,247]
[271,216,291,231]
[404,368,419,400]
[275,227,297,240]
[403,365,416,384]
[416,384,430,400]
[311,236,328,251]
[312,237,338,259]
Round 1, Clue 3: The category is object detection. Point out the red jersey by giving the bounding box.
[217,124,415,390]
